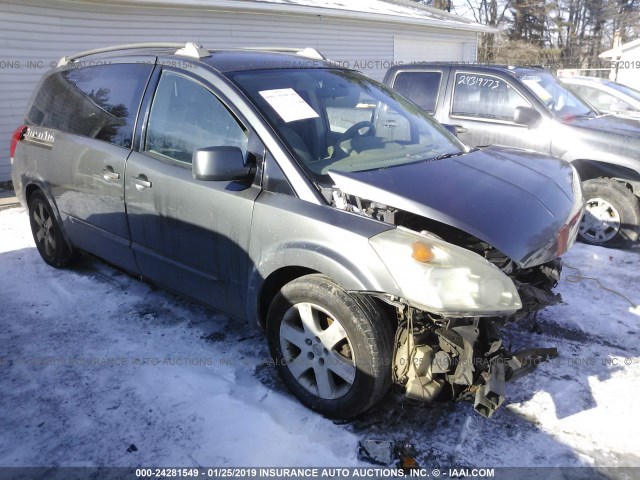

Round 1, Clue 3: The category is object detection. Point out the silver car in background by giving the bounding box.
[559,76,640,120]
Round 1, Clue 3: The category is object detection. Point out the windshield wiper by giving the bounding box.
[432,148,477,161]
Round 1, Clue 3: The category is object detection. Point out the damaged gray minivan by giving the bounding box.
[11,43,583,419]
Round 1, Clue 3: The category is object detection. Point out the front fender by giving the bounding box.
[570,159,640,183]
[245,191,402,326]
[554,124,640,178]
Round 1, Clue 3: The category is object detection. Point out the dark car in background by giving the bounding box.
[385,63,640,248]
[11,44,582,418]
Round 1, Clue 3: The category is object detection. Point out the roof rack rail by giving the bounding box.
[240,47,327,60]
[57,42,211,67]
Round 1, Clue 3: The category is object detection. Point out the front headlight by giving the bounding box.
[369,227,522,316]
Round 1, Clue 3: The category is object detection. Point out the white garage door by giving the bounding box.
[394,36,465,63]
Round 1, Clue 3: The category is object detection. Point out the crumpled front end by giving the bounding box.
[363,224,570,417]
[371,225,577,417]
[326,148,584,417]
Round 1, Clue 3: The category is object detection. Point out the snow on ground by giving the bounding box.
[0,207,639,472]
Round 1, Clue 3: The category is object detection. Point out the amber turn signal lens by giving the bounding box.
[411,241,434,263]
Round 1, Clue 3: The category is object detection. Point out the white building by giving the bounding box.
[600,38,640,88]
[0,0,491,182]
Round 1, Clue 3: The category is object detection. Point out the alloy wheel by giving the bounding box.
[279,302,356,400]
[579,197,621,244]
[33,201,57,257]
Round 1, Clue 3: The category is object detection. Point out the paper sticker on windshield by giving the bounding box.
[259,88,319,123]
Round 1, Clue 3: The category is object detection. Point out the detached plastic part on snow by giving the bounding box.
[357,440,420,469]
[474,358,506,417]
[357,440,395,466]
[473,346,559,418]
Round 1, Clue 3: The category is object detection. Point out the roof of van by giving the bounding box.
[196,50,337,73]
[58,43,339,72]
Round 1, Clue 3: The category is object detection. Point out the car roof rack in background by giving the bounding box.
[57,41,211,67]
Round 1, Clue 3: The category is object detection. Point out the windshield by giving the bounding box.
[230,69,465,178]
[517,71,595,120]
[606,81,640,104]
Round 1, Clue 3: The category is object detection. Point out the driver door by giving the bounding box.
[443,70,551,153]
[125,70,260,318]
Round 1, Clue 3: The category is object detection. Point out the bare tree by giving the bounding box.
[443,0,639,67]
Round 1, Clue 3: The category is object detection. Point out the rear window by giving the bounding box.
[393,71,442,113]
[27,64,152,148]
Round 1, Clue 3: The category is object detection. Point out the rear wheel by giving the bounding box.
[28,190,74,268]
[266,274,393,419]
[579,179,640,248]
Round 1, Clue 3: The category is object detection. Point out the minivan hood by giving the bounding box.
[563,114,640,137]
[329,145,580,268]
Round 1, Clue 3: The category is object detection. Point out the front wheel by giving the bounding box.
[578,179,640,248]
[266,274,393,419]
[28,190,75,268]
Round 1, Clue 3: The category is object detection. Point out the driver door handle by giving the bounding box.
[454,125,468,134]
[101,166,120,181]
[134,175,152,191]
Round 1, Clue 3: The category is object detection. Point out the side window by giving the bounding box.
[144,71,248,164]
[393,71,442,113]
[27,73,72,129]
[452,73,531,122]
[28,64,150,148]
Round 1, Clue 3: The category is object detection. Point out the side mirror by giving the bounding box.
[192,146,250,181]
[513,106,542,128]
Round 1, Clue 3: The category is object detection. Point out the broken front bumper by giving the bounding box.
[393,314,558,418]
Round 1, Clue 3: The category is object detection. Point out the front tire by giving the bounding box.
[578,179,640,248]
[28,190,74,268]
[266,274,393,419]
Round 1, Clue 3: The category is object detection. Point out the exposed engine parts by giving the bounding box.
[331,190,397,224]
[392,310,558,417]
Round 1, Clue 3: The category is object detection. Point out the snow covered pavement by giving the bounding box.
[0,207,638,472]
